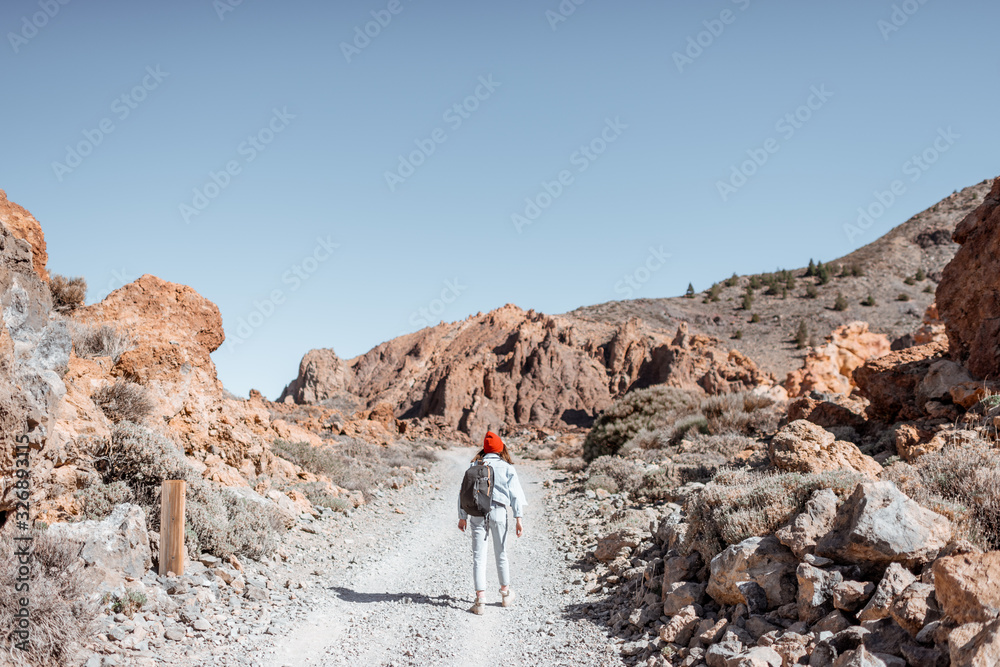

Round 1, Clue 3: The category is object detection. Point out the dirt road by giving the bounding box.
[267,448,623,667]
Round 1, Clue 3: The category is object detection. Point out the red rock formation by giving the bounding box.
[0,189,48,281]
[286,306,774,435]
[853,342,948,422]
[784,322,890,397]
[938,177,1000,378]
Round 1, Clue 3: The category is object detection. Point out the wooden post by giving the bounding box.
[159,480,186,576]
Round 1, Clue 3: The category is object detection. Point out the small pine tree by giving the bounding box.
[805,259,816,277]
[794,321,809,349]
[785,273,796,289]
[742,290,754,311]
[862,295,876,307]
[748,275,761,291]
[732,330,743,340]
[725,273,738,287]
[923,284,935,294]
[750,313,761,323]
[805,285,819,299]
[838,264,850,278]
[904,276,916,286]
[851,264,864,277]
[898,293,911,302]
[833,293,848,311]
[704,283,722,303]
[781,285,789,299]
[685,283,696,299]
[915,268,926,281]
[816,262,832,285]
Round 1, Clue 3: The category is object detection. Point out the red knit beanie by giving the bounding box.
[483,431,504,454]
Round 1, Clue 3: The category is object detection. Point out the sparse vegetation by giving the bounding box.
[731,329,743,340]
[833,293,848,311]
[91,379,154,424]
[804,285,818,299]
[741,290,753,311]
[683,468,867,560]
[582,386,702,461]
[684,283,695,299]
[862,295,876,307]
[749,313,760,323]
[883,439,1000,550]
[725,273,738,287]
[897,293,911,302]
[704,283,722,303]
[0,530,96,666]
[83,421,286,560]
[101,590,147,618]
[923,284,935,294]
[815,262,832,285]
[805,259,816,277]
[72,324,134,363]
[904,276,916,286]
[915,268,926,281]
[49,274,87,313]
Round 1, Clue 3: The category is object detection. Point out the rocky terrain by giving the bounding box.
[3,174,1000,667]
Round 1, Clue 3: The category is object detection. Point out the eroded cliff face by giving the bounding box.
[285,306,774,435]
[938,177,1000,379]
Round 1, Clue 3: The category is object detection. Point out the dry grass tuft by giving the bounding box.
[72,324,134,363]
[0,530,96,666]
[91,379,154,424]
[49,275,86,313]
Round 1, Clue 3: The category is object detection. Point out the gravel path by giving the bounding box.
[267,448,623,667]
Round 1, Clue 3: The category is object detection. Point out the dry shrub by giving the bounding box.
[292,482,352,512]
[0,530,96,666]
[584,386,703,461]
[72,324,134,362]
[272,437,434,496]
[588,456,645,493]
[700,391,781,436]
[883,440,1000,550]
[75,480,134,520]
[49,275,86,313]
[586,455,708,500]
[584,474,618,494]
[91,379,154,424]
[87,421,285,560]
[684,467,866,560]
[552,456,587,473]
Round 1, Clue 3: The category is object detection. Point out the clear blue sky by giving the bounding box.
[1,0,997,398]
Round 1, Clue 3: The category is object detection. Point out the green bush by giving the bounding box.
[897,293,911,302]
[834,293,848,311]
[862,295,876,307]
[684,468,866,560]
[582,386,702,461]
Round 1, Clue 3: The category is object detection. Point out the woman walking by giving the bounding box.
[457,431,527,615]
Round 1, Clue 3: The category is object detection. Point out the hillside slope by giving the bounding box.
[569,179,992,380]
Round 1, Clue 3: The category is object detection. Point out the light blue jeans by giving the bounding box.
[470,504,510,591]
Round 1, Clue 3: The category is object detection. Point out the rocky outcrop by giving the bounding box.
[768,420,881,479]
[278,348,353,404]
[853,342,948,422]
[932,552,1000,625]
[286,308,774,435]
[784,322,890,397]
[0,188,48,281]
[48,503,152,591]
[938,177,1000,379]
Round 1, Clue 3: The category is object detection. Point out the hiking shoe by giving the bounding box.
[501,589,516,608]
[469,599,485,615]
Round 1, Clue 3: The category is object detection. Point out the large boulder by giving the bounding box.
[768,420,881,479]
[858,562,916,622]
[938,177,1000,379]
[707,536,798,610]
[594,528,645,563]
[47,503,152,590]
[776,488,839,558]
[816,482,951,568]
[854,342,949,422]
[933,552,1000,625]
